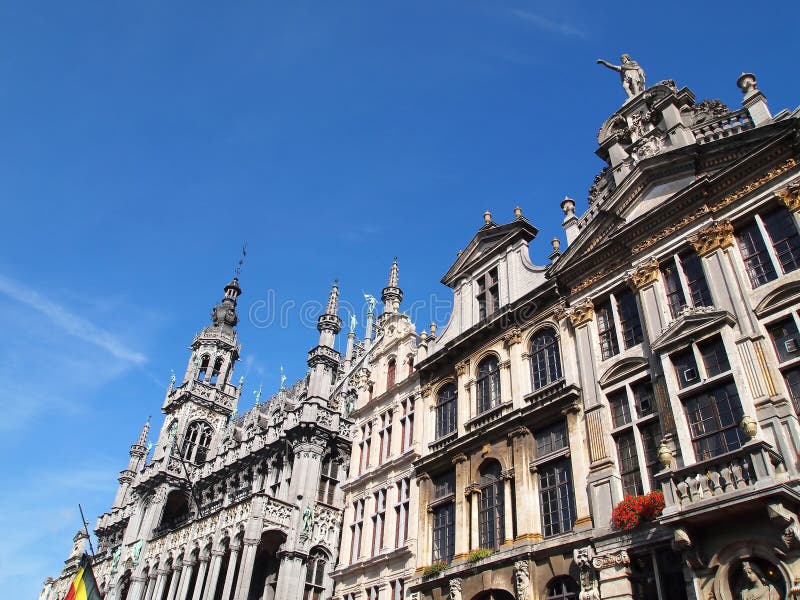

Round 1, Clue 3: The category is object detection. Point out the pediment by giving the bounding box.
[441,219,538,287]
[598,357,649,388]
[754,281,800,318]
[650,307,736,353]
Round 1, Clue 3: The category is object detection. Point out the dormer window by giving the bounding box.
[477,267,500,320]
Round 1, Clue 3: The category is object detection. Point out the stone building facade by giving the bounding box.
[43,67,800,600]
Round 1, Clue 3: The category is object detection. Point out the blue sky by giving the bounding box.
[0,1,798,597]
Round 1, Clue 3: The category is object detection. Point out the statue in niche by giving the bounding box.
[513,560,530,599]
[597,54,646,98]
[301,506,314,537]
[738,560,782,600]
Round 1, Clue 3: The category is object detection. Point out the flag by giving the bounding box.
[64,555,103,600]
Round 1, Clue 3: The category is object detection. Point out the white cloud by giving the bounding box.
[506,8,586,39]
[0,273,147,365]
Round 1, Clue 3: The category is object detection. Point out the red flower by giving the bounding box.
[611,491,665,530]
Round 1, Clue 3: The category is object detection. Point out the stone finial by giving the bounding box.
[689,221,734,256]
[387,257,399,288]
[381,258,403,311]
[430,322,437,336]
[561,196,576,218]
[737,72,758,95]
[514,206,523,219]
[136,417,151,447]
[484,210,492,224]
[551,237,561,253]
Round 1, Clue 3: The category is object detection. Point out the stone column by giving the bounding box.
[274,552,304,600]
[625,257,666,343]
[499,358,512,406]
[151,568,170,600]
[456,360,470,434]
[416,473,432,567]
[469,488,479,550]
[200,550,224,600]
[502,472,514,544]
[452,453,469,559]
[232,540,259,600]
[190,557,209,600]
[143,570,158,600]
[509,427,537,541]
[565,404,592,530]
[176,560,195,600]
[219,543,241,600]
[594,550,634,600]
[128,575,147,600]
[165,562,182,600]
[503,328,525,406]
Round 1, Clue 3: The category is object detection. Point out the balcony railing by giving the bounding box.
[692,108,754,145]
[657,440,788,519]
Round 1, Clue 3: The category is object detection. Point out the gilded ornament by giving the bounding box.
[567,300,595,327]
[776,183,800,212]
[711,158,797,211]
[626,257,660,291]
[689,221,734,256]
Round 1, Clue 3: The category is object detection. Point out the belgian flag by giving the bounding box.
[64,555,103,600]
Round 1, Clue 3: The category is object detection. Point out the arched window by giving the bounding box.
[181,421,213,464]
[478,460,505,550]
[317,457,339,505]
[435,383,458,439]
[387,358,396,389]
[197,355,209,382]
[209,357,223,385]
[476,356,501,414]
[407,355,414,376]
[530,329,563,390]
[158,491,191,533]
[303,550,327,600]
[545,576,578,600]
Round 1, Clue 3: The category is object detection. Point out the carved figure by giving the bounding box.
[132,539,144,563]
[169,370,176,388]
[448,578,462,600]
[364,293,377,314]
[349,312,358,333]
[111,546,121,573]
[739,561,781,600]
[597,54,646,98]
[301,506,313,536]
[513,561,530,599]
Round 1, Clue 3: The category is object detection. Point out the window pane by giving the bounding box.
[632,381,655,417]
[737,222,777,287]
[531,329,563,390]
[539,458,575,537]
[535,421,569,456]
[608,390,632,427]
[681,253,713,307]
[672,350,699,388]
[763,209,800,274]
[768,318,800,363]
[661,259,687,318]
[615,431,643,497]
[616,290,643,349]
[699,337,730,377]
[684,383,745,460]
[596,302,620,359]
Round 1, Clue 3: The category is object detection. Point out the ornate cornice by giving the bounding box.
[689,220,734,256]
[631,206,709,254]
[567,299,594,327]
[451,453,468,465]
[592,550,630,570]
[502,327,523,347]
[626,257,660,291]
[777,182,800,212]
[711,158,796,211]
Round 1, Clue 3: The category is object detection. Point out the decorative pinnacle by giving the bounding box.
[388,257,399,288]
[514,206,522,219]
[136,417,151,447]
[326,280,339,315]
[484,210,492,224]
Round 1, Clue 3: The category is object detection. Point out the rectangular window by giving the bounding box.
[609,390,632,428]
[684,383,746,460]
[682,253,713,308]
[616,289,644,349]
[400,396,415,452]
[379,411,393,464]
[738,221,778,287]
[387,358,396,389]
[433,471,456,499]
[699,336,730,377]
[596,301,620,359]
[359,424,372,475]
[431,472,455,562]
[632,381,655,417]
[784,367,800,414]
[477,267,500,320]
[535,421,569,456]
[395,478,410,547]
[661,258,687,318]
[763,209,800,275]
[616,431,643,497]
[317,459,339,505]
[350,499,364,562]
[539,458,575,537]
[672,349,700,388]
[372,489,386,556]
[768,318,800,363]
[640,420,663,487]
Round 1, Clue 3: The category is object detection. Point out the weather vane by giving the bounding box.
[234,243,248,278]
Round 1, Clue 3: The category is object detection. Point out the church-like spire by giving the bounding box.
[135,417,151,448]
[210,277,241,330]
[317,280,342,339]
[381,257,403,313]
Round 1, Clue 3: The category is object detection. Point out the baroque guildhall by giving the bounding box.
[42,59,800,600]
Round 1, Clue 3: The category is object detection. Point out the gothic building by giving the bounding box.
[43,65,800,600]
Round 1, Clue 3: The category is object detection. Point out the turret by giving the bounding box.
[112,417,150,508]
[306,282,342,404]
[381,258,403,313]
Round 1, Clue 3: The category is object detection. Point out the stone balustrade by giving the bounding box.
[658,440,787,518]
[692,108,754,144]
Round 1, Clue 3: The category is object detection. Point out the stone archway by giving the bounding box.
[471,590,515,600]
[245,530,285,600]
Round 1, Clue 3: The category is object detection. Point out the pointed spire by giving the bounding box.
[136,417,151,447]
[381,258,403,313]
[325,280,339,315]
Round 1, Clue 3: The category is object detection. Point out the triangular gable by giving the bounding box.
[598,356,649,388]
[650,307,736,353]
[441,219,538,287]
[754,280,800,318]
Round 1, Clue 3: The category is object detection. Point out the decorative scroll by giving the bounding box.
[626,257,660,291]
[567,300,595,327]
[689,221,734,256]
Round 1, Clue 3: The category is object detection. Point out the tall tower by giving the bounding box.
[305,281,342,405]
[381,257,402,313]
[153,276,243,462]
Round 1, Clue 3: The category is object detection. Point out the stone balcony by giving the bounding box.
[656,440,797,523]
[163,378,237,413]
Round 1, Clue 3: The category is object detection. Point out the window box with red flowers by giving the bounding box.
[611,491,665,530]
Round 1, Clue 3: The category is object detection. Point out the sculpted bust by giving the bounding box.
[739,561,781,600]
